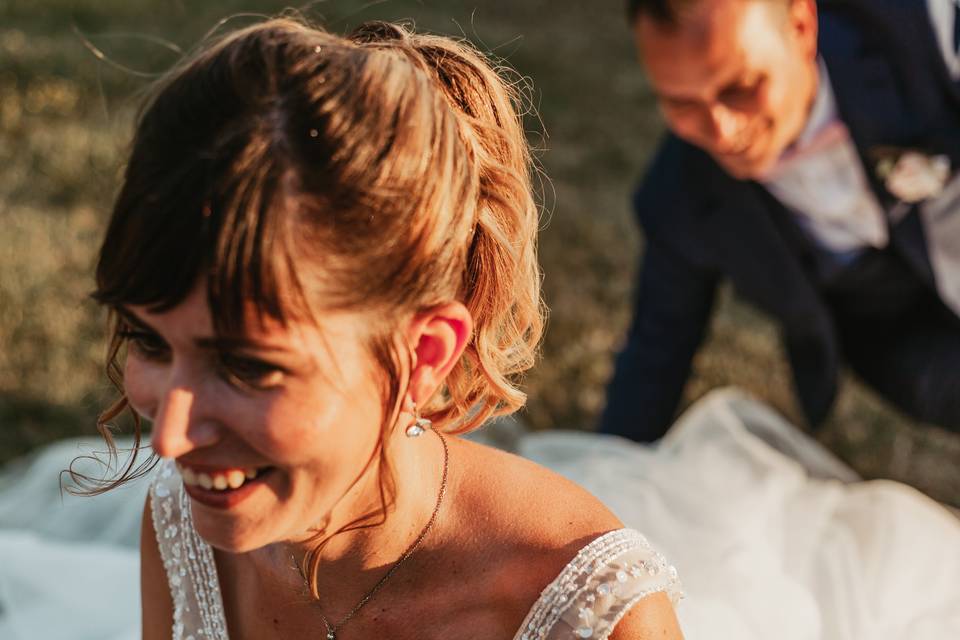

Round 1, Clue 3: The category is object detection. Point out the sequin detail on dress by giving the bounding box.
[151,458,229,640]
[513,529,683,640]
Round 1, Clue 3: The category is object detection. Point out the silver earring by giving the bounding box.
[406,404,431,438]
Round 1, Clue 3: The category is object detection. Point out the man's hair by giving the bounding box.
[628,0,789,25]
[627,0,683,24]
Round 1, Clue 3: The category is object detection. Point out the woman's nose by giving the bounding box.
[149,386,219,459]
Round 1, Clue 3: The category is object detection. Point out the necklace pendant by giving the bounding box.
[326,632,335,640]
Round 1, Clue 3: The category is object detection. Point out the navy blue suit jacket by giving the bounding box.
[601,0,960,441]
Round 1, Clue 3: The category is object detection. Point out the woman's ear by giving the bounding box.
[405,302,473,407]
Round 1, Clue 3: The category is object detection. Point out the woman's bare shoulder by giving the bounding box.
[450,436,623,547]
[431,437,626,635]
[609,591,685,640]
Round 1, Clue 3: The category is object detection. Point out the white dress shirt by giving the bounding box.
[928,0,960,80]
[758,0,959,282]
[761,61,888,263]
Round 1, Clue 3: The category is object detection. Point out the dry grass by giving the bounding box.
[1,0,957,505]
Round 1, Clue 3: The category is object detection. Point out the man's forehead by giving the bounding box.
[636,9,740,90]
[635,0,778,95]
[636,0,785,30]
[636,0,756,52]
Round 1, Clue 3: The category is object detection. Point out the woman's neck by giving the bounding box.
[243,429,450,614]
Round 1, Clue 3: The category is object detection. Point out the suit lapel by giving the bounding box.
[698,163,824,319]
[819,14,941,287]
[821,3,960,182]
[821,38,919,210]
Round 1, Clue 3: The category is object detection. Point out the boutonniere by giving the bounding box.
[872,147,951,203]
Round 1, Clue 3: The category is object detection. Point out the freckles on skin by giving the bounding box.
[232,315,386,467]
[123,354,158,421]
[118,288,393,551]
[253,384,348,472]
[227,314,387,540]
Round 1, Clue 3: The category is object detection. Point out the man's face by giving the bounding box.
[635,0,819,179]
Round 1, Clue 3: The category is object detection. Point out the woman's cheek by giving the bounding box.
[257,400,325,460]
[123,354,160,421]
[255,387,356,464]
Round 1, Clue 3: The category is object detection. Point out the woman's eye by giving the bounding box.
[118,330,170,360]
[218,354,285,389]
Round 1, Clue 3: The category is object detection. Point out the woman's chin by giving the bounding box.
[192,515,273,554]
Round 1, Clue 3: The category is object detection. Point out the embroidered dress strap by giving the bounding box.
[150,459,230,640]
[514,529,682,640]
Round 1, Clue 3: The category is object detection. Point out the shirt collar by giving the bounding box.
[761,58,843,180]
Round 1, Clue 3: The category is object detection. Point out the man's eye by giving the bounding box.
[662,98,699,113]
[118,330,169,359]
[719,77,764,108]
[218,354,285,389]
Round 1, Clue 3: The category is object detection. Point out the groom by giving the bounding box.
[601,0,960,441]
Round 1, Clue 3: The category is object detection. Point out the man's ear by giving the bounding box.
[788,0,818,59]
[405,302,473,407]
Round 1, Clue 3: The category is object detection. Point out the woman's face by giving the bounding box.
[122,283,387,553]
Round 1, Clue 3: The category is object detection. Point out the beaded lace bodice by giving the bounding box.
[151,460,229,640]
[151,459,683,640]
[513,528,682,639]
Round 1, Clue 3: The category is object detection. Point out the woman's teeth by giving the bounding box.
[176,464,263,491]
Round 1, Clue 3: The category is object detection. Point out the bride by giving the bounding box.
[70,17,680,640]
[2,15,959,640]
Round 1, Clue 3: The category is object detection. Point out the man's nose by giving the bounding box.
[706,104,744,151]
[150,386,218,459]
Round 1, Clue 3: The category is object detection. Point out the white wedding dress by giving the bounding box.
[2,388,958,639]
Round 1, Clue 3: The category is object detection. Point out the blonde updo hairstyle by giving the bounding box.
[86,18,543,510]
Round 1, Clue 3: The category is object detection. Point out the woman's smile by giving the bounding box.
[177,462,280,510]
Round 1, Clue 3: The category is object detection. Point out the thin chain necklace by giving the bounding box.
[298,430,449,640]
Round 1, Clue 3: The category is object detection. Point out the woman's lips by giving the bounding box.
[176,463,276,509]
[177,463,263,490]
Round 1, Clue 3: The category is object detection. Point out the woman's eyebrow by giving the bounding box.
[115,305,293,354]
[194,335,293,354]
[114,306,157,333]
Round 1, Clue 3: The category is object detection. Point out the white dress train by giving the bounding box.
[1,388,958,639]
[517,389,960,639]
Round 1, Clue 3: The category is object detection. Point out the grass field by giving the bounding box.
[2,0,958,505]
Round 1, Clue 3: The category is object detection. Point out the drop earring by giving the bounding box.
[406,403,432,438]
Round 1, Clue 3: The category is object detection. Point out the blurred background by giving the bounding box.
[1,0,958,506]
